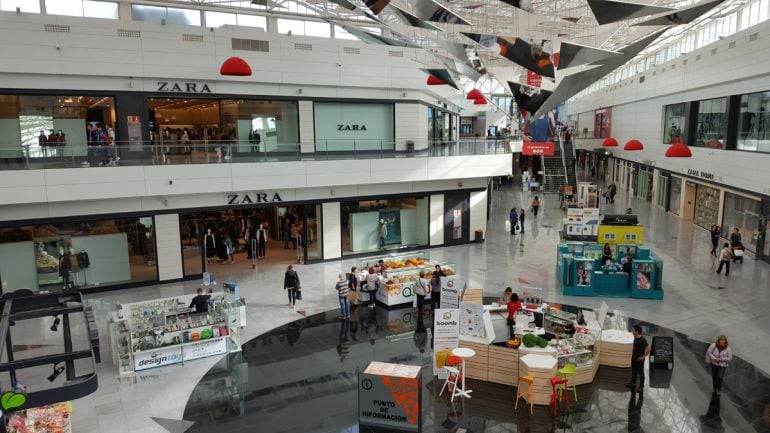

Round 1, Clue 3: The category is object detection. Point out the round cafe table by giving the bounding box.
[451,347,476,398]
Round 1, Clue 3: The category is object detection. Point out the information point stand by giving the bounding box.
[359,362,421,432]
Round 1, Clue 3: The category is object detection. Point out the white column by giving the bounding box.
[429,194,444,246]
[154,214,183,281]
[322,202,342,259]
[299,100,315,154]
[395,103,428,150]
[469,190,488,240]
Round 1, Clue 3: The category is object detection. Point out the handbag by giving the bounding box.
[295,288,302,300]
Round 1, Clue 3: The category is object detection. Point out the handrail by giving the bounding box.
[0,138,514,170]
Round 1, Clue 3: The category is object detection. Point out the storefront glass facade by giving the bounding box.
[0,94,116,159]
[737,91,770,153]
[313,102,394,151]
[693,184,720,229]
[0,216,156,294]
[694,97,728,148]
[656,172,669,209]
[722,192,761,252]
[341,196,429,256]
[669,176,682,215]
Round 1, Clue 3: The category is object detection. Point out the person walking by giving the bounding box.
[519,209,526,233]
[531,196,540,217]
[364,267,379,310]
[706,335,732,396]
[430,265,443,310]
[626,324,650,393]
[284,265,300,308]
[336,273,350,319]
[509,208,518,235]
[609,183,617,204]
[282,215,291,249]
[716,243,732,276]
[415,271,429,314]
[709,225,721,257]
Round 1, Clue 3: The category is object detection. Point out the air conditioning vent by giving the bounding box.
[696,54,702,61]
[44,24,70,33]
[232,38,269,52]
[710,48,717,55]
[118,29,141,38]
[728,41,736,49]
[344,47,360,54]
[683,59,688,65]
[671,64,676,69]
[661,67,666,72]
[749,32,758,41]
[639,76,645,83]
[294,43,312,51]
[183,34,204,43]
[388,50,404,57]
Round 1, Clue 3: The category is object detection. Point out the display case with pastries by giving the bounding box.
[356,251,429,271]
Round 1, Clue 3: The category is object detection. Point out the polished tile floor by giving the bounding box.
[61,170,770,433]
[181,305,770,433]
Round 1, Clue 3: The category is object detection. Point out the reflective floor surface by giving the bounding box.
[182,302,770,433]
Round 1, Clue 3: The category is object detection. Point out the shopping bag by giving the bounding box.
[295,289,302,301]
[505,220,511,231]
[348,289,358,305]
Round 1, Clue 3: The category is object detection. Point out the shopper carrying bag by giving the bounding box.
[284,265,301,307]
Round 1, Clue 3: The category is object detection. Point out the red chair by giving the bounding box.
[550,377,570,416]
[440,355,464,400]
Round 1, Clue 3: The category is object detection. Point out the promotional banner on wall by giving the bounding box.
[522,141,555,156]
[440,275,461,309]
[358,362,421,432]
[433,308,460,377]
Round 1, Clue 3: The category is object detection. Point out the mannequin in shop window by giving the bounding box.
[256,224,267,258]
[204,229,216,264]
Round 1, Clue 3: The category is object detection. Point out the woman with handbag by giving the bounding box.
[364,267,379,309]
[284,264,301,308]
[705,335,732,396]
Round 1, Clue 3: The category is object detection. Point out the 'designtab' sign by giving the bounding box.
[523,141,555,156]
[359,362,422,432]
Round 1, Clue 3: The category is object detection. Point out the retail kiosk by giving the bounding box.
[556,215,664,299]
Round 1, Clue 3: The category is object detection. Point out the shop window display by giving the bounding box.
[694,97,728,148]
[0,216,156,293]
[0,94,116,159]
[341,196,429,255]
[737,90,770,153]
[693,184,720,229]
[662,103,686,144]
[722,192,761,252]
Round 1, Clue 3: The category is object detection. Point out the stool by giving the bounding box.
[558,363,579,401]
[440,355,463,401]
[514,375,535,414]
[549,377,570,416]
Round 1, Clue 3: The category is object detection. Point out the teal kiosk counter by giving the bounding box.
[557,242,664,299]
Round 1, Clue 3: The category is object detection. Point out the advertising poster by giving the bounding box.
[582,208,600,236]
[440,275,460,309]
[460,303,486,339]
[378,210,402,245]
[358,362,421,432]
[183,337,228,361]
[522,141,555,156]
[433,308,460,376]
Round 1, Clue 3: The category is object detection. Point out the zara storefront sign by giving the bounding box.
[156,81,212,93]
[183,337,228,361]
[226,192,283,205]
[134,346,183,371]
[686,169,715,181]
[338,124,367,131]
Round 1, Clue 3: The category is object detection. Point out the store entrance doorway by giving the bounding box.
[179,204,322,277]
[682,182,697,220]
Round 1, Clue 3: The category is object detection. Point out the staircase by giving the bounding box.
[562,139,577,185]
[542,144,566,194]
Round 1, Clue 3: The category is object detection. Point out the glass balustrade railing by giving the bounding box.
[0,138,513,169]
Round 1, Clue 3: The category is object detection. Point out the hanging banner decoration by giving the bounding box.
[522,141,555,156]
[526,70,542,87]
[433,309,460,376]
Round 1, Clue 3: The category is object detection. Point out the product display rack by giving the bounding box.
[109,292,243,374]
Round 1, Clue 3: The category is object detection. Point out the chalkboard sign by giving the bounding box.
[651,336,674,365]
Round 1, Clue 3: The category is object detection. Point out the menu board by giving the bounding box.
[460,303,486,339]
[651,336,674,365]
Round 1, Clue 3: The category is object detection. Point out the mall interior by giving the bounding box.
[0,0,769,432]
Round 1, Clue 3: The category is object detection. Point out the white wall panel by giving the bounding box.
[298,100,315,153]
[429,194,444,246]
[322,202,342,259]
[154,213,184,281]
[469,190,488,240]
